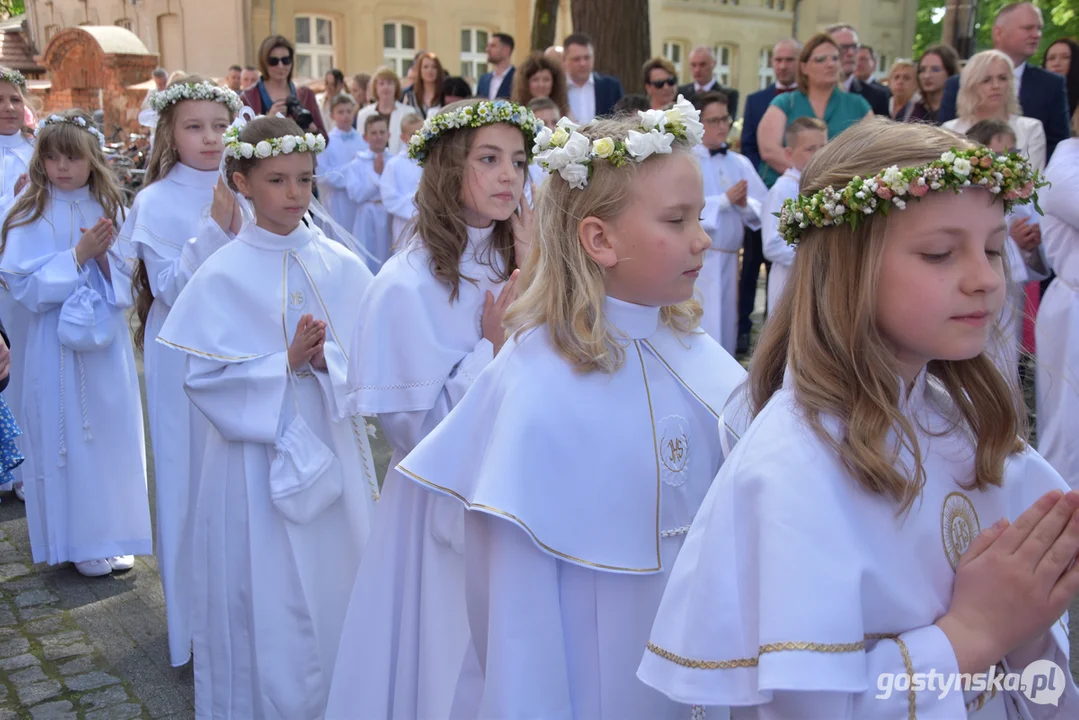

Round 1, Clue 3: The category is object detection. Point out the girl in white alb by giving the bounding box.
[117,75,240,667]
[1037,134,1079,491]
[0,111,151,578]
[380,113,425,248]
[0,68,36,499]
[327,99,537,720]
[639,119,1079,718]
[397,106,746,719]
[156,115,377,719]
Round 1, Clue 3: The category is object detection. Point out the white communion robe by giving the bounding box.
[346,149,392,274]
[694,145,766,353]
[156,221,378,720]
[0,185,151,564]
[115,161,230,667]
[0,131,34,493]
[991,203,1048,388]
[760,167,799,312]
[317,126,367,233]
[1036,138,1079,490]
[397,297,747,719]
[638,369,1078,718]
[327,225,507,720]
[380,149,423,249]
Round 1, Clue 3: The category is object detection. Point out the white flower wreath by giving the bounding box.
[223,123,325,160]
[533,95,705,190]
[0,69,25,88]
[406,100,542,165]
[35,114,106,148]
[148,82,244,115]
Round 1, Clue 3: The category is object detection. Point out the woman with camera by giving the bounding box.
[241,35,327,139]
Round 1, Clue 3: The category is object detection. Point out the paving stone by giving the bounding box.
[64,671,121,692]
[25,616,64,636]
[42,642,92,661]
[58,656,95,675]
[84,703,142,720]
[78,684,129,709]
[0,562,29,581]
[0,606,15,626]
[15,589,58,608]
[10,664,48,686]
[17,605,61,621]
[0,625,16,640]
[0,710,18,720]
[15,678,62,705]
[0,635,29,657]
[28,700,76,720]
[0,651,39,670]
[40,630,84,649]
[0,684,7,701]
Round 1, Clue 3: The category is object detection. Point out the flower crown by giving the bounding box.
[533,95,705,190]
[223,124,326,160]
[149,82,244,115]
[407,100,542,165]
[778,147,1046,245]
[0,68,25,88]
[35,114,105,148]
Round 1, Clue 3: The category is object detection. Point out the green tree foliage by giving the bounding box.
[913,0,1079,62]
[0,0,24,19]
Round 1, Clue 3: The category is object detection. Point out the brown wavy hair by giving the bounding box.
[506,116,701,373]
[1,109,126,261]
[749,118,1025,515]
[512,52,570,117]
[411,99,525,300]
[131,73,235,351]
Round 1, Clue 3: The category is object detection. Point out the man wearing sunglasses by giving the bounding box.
[643,57,679,110]
[825,23,890,117]
[678,47,739,118]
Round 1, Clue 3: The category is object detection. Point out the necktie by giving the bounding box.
[776,86,796,95]
[710,144,728,157]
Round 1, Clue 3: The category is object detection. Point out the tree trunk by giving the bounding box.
[530,0,560,52]
[571,0,651,96]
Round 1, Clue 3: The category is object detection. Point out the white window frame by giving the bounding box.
[875,53,889,82]
[460,27,489,83]
[714,44,735,87]
[758,47,775,89]
[383,21,418,78]
[662,41,685,79]
[294,15,335,82]
[765,0,786,9]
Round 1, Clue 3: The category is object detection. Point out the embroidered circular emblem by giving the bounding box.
[288,289,306,311]
[941,491,981,570]
[658,415,690,487]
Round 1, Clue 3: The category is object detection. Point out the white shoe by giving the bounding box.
[74,559,112,577]
[107,555,134,572]
[13,483,23,502]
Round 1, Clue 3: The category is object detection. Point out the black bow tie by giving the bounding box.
[710,144,728,157]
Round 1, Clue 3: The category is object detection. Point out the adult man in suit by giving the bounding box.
[938,2,1070,160]
[678,46,739,118]
[734,38,800,355]
[826,24,891,116]
[477,33,516,100]
[856,45,890,93]
[563,33,624,123]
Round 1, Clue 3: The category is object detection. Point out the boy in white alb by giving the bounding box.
[693,91,767,353]
[346,114,391,273]
[761,117,827,311]
[316,93,367,232]
[380,112,424,248]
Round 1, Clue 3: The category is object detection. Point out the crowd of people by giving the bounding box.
[0,1,1075,717]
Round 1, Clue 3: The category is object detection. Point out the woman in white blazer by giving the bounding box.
[943,49,1046,169]
[355,67,413,154]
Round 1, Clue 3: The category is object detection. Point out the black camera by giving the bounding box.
[285,96,315,131]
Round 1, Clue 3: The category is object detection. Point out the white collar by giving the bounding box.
[50,184,92,203]
[604,296,661,340]
[570,73,595,89]
[491,64,512,79]
[169,162,219,188]
[843,75,855,92]
[783,167,802,182]
[695,79,716,91]
[241,221,313,251]
[0,131,28,148]
[775,81,797,91]
[1014,61,1027,77]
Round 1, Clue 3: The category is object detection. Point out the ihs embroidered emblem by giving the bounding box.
[658,415,690,487]
[288,289,306,310]
[941,491,981,570]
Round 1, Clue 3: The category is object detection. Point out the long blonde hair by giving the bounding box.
[132,73,234,350]
[750,118,1024,514]
[1,109,126,258]
[506,117,701,374]
[411,99,523,300]
[0,67,39,139]
[957,49,1022,120]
